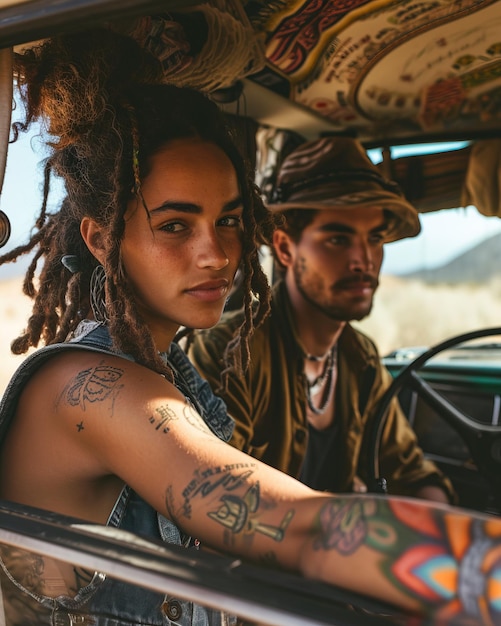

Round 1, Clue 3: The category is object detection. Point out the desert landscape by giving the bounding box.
[1,275,35,393]
[2,271,501,395]
[353,274,501,354]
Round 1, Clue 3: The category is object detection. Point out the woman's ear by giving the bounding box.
[272,229,295,268]
[80,217,106,265]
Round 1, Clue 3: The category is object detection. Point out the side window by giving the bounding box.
[355,144,501,355]
[0,112,54,391]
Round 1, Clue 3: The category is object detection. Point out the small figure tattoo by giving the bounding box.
[208,482,294,541]
[149,404,178,433]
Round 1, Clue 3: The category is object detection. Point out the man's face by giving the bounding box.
[275,206,388,322]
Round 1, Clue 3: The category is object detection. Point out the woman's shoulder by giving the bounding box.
[10,341,181,426]
[37,344,176,392]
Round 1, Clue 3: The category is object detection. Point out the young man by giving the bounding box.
[189,136,455,504]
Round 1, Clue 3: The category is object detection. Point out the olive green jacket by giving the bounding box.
[189,280,455,501]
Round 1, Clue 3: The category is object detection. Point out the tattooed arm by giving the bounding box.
[20,352,501,624]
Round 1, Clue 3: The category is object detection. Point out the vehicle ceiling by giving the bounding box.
[0,0,500,216]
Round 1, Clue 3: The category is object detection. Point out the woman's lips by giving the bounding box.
[185,280,230,302]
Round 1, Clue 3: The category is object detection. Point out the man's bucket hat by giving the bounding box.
[267,136,421,242]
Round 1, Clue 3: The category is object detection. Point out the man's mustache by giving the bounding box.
[333,274,379,290]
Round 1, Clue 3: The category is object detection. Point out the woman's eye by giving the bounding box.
[160,221,186,233]
[218,215,242,228]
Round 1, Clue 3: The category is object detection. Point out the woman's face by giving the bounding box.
[120,137,244,350]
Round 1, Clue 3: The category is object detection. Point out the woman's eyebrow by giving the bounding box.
[223,196,244,212]
[150,195,243,215]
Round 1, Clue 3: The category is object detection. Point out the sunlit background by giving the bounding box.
[2,122,501,392]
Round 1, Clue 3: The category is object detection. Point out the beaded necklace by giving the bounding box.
[305,345,337,415]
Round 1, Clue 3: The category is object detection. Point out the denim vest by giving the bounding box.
[0,321,235,626]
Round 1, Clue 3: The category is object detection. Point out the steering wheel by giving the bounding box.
[367,327,501,506]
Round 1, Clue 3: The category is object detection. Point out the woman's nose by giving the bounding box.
[197,231,230,270]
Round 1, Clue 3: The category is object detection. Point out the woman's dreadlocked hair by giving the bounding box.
[2,27,274,378]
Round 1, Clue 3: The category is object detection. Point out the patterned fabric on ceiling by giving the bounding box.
[244,0,501,140]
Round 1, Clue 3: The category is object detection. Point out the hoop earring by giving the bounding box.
[90,264,109,323]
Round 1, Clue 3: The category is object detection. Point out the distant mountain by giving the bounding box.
[402,232,501,284]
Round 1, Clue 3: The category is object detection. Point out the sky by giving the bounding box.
[382,206,501,275]
[368,145,501,275]
[2,130,501,280]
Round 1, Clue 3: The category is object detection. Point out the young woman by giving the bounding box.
[0,29,499,626]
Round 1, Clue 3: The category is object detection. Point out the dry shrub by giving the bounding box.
[355,274,501,356]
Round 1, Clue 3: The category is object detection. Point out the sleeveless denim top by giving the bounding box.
[0,321,235,626]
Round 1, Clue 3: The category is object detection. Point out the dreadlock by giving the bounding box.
[2,27,273,378]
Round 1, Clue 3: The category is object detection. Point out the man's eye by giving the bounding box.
[329,235,348,245]
[370,234,385,244]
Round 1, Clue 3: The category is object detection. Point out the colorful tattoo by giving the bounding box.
[314,497,501,623]
[313,499,377,555]
[389,502,501,624]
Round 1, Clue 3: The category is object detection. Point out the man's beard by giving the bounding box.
[293,259,378,322]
